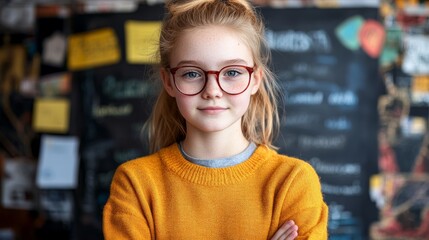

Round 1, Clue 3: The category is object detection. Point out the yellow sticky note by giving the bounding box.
[125,21,161,64]
[413,76,429,92]
[370,174,381,189]
[68,28,120,70]
[33,98,70,133]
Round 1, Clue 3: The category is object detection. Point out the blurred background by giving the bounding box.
[0,0,428,239]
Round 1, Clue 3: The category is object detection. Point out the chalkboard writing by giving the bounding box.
[102,75,155,99]
[298,134,347,150]
[310,157,361,175]
[266,29,331,52]
[261,7,381,239]
[323,182,362,196]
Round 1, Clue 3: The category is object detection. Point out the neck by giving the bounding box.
[182,128,249,159]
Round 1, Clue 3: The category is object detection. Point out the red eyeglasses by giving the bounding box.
[169,65,255,96]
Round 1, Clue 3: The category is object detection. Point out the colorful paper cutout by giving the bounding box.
[33,98,70,133]
[39,72,71,97]
[68,28,120,70]
[380,47,399,68]
[359,20,386,58]
[335,15,364,51]
[379,26,402,68]
[125,21,161,64]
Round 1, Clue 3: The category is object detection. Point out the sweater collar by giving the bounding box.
[159,143,273,186]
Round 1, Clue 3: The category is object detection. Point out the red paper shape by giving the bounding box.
[359,20,386,58]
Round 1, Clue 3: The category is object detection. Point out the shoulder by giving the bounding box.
[258,145,317,173]
[262,148,326,202]
[256,145,321,184]
[119,151,160,172]
[280,154,319,178]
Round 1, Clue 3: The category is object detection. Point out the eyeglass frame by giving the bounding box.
[168,65,255,96]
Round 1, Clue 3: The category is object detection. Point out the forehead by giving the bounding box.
[170,25,254,68]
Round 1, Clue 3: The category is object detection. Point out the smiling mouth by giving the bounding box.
[198,106,227,113]
[199,106,226,110]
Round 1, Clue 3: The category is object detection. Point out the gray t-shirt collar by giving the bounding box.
[178,142,257,168]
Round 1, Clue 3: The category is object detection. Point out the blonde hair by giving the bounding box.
[146,0,281,153]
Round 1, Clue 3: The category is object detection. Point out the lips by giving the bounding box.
[199,106,226,110]
[198,106,227,114]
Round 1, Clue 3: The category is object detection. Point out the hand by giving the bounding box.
[270,220,298,240]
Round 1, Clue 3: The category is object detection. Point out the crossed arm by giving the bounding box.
[270,220,299,240]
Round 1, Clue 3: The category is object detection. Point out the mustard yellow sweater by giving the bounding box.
[103,144,328,239]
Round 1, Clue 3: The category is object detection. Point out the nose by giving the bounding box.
[201,73,223,99]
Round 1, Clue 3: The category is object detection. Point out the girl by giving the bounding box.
[103,0,328,239]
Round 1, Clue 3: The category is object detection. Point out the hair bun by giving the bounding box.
[166,0,253,16]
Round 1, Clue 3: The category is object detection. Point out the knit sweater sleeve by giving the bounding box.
[103,162,153,240]
[280,160,329,240]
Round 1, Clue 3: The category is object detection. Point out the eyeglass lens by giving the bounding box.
[173,65,252,95]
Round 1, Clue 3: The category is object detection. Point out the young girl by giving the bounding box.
[103,0,328,239]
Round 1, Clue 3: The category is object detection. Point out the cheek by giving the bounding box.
[231,94,252,113]
[174,96,194,117]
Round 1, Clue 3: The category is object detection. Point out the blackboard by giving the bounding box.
[70,4,164,239]
[260,7,382,239]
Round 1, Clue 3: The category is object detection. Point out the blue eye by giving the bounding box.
[184,71,201,78]
[223,69,243,78]
[227,70,239,77]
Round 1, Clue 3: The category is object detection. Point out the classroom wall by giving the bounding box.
[0,1,428,239]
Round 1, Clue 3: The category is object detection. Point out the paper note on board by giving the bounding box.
[39,72,71,97]
[33,98,70,133]
[412,76,429,103]
[43,32,67,66]
[402,34,429,75]
[335,15,364,51]
[68,28,120,70]
[36,135,79,189]
[358,20,385,58]
[2,158,37,209]
[125,21,161,64]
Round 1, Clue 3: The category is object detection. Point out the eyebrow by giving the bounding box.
[174,58,251,67]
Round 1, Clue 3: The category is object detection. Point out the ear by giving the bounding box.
[250,67,262,95]
[161,68,176,97]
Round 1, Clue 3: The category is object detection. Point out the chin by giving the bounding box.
[191,122,240,134]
